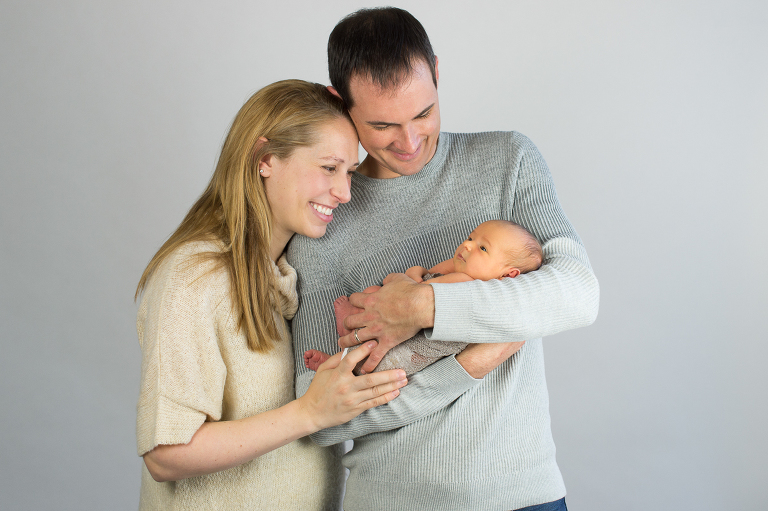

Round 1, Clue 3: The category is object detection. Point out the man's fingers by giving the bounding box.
[338,332,356,349]
[382,272,411,285]
[348,285,381,307]
[338,328,374,348]
[343,309,368,331]
[358,344,389,374]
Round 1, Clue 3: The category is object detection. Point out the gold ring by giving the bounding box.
[354,328,363,344]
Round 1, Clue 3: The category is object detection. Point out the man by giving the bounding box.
[287,7,599,511]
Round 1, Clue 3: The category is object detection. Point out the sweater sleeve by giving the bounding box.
[135,249,228,456]
[297,355,480,446]
[291,284,481,446]
[428,133,600,343]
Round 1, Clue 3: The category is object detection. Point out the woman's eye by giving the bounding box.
[481,246,487,252]
[372,125,388,131]
[323,166,336,173]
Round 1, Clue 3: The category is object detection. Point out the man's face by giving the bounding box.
[346,59,440,179]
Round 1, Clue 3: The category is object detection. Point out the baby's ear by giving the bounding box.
[500,268,521,279]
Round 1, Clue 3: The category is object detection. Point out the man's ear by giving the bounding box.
[327,86,342,100]
[500,267,520,279]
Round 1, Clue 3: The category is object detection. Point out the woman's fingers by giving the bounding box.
[336,340,377,367]
[357,370,408,401]
[315,349,343,371]
[306,342,407,428]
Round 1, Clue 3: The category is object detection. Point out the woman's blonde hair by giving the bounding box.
[136,80,351,352]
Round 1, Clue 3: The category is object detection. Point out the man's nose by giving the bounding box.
[399,125,419,153]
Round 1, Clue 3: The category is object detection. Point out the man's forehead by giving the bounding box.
[348,70,418,102]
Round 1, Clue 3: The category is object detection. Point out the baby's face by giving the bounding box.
[452,221,518,280]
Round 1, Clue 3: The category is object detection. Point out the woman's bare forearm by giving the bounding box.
[143,343,407,482]
[143,400,315,482]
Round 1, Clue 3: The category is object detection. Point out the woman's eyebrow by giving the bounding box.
[320,156,346,163]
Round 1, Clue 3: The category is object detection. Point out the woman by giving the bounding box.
[134,80,407,510]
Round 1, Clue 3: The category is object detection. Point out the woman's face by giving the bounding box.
[262,117,359,250]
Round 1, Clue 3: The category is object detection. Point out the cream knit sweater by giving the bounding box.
[136,241,343,510]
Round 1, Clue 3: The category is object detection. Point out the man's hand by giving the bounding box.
[404,265,429,282]
[338,273,435,374]
[455,342,526,379]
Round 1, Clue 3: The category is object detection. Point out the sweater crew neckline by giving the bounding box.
[352,133,451,192]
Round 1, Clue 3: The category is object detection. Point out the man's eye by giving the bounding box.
[481,246,487,252]
[323,166,336,173]
[417,110,431,119]
[372,125,388,131]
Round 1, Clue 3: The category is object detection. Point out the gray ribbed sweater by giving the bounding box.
[286,131,599,511]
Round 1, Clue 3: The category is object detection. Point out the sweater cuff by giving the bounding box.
[426,281,475,343]
[421,354,482,387]
[136,395,207,456]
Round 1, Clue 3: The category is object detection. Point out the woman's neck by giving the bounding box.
[269,232,292,263]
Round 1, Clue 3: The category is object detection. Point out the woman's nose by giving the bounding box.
[332,174,352,204]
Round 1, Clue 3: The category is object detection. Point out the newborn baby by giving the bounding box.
[304,220,543,376]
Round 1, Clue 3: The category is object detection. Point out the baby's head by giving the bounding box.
[453,220,543,281]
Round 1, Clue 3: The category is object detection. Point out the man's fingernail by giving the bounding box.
[366,341,377,349]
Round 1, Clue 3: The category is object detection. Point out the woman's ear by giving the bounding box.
[256,137,273,177]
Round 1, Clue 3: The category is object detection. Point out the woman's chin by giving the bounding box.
[298,224,329,239]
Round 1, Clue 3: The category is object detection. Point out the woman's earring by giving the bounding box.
[259,169,264,174]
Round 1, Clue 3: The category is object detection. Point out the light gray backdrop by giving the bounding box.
[1,1,766,510]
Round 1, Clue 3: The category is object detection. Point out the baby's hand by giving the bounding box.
[405,265,429,283]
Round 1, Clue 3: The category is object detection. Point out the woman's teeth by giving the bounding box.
[312,203,333,216]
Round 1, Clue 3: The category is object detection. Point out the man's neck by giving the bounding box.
[356,157,404,179]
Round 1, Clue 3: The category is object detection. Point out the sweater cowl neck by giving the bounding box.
[272,255,298,320]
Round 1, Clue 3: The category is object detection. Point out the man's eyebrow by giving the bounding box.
[366,103,435,127]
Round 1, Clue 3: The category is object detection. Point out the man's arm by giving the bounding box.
[296,353,480,446]
[290,284,482,446]
[429,134,599,344]
[340,133,598,370]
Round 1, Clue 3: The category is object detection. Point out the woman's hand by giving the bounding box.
[298,341,408,431]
